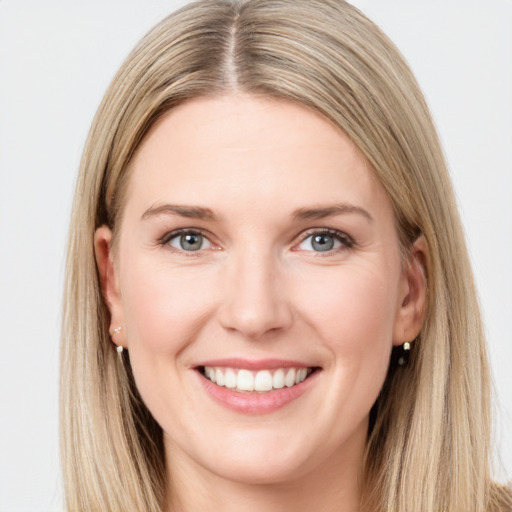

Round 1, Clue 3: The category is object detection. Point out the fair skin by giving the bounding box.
[95,94,426,512]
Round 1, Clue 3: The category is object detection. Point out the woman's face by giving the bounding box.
[97,94,425,485]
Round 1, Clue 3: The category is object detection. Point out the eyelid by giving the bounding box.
[158,228,219,250]
[157,227,354,253]
[294,228,355,252]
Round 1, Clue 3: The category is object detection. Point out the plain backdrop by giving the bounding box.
[0,1,511,510]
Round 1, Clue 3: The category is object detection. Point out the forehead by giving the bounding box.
[124,94,390,221]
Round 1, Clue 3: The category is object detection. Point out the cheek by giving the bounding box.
[296,264,400,352]
[117,255,221,429]
[293,263,400,411]
[119,255,218,356]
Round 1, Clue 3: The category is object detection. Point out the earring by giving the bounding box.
[110,326,122,336]
[110,326,125,357]
[397,341,411,366]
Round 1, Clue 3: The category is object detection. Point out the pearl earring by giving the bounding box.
[397,341,411,366]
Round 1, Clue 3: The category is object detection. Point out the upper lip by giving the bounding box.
[193,358,315,371]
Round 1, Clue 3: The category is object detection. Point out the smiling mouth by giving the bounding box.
[198,366,319,393]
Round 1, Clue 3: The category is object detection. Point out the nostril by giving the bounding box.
[217,296,294,339]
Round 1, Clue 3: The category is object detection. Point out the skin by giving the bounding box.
[95,94,427,512]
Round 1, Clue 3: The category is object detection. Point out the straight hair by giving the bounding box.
[61,1,512,510]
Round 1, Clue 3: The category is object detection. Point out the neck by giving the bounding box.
[164,428,366,512]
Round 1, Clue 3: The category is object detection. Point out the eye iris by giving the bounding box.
[312,234,334,252]
[180,233,203,251]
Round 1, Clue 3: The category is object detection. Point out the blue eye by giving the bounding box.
[297,231,351,252]
[167,231,212,251]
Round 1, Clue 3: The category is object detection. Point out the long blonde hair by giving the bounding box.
[61,1,511,510]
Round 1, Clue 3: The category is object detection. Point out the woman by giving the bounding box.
[60,1,512,510]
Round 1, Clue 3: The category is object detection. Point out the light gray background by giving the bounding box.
[0,1,510,510]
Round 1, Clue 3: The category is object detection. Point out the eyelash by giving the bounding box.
[297,228,355,253]
[158,228,355,254]
[158,228,214,253]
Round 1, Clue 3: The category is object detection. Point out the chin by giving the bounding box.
[201,448,313,486]
[164,423,327,487]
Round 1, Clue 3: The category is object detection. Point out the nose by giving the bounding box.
[217,249,294,339]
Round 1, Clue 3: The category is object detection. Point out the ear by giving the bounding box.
[94,225,126,348]
[392,236,428,346]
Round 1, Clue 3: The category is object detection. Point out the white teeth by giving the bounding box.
[254,370,273,391]
[206,367,216,383]
[296,368,307,384]
[237,369,254,391]
[272,369,285,389]
[285,368,296,387]
[224,368,237,388]
[203,366,311,392]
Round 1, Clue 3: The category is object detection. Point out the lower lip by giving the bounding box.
[195,369,320,415]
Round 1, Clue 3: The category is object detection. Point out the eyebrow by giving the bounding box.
[141,202,373,223]
[141,204,217,221]
[292,203,374,223]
